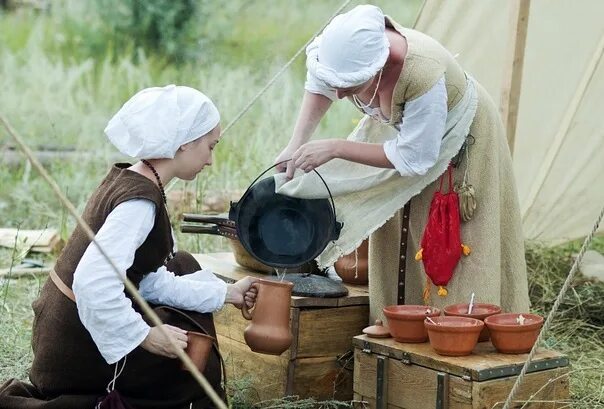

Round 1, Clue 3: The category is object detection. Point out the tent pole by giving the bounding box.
[499,0,531,156]
[412,0,427,28]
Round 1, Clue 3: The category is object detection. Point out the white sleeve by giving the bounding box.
[383,76,448,176]
[138,265,227,313]
[305,70,337,101]
[72,199,156,364]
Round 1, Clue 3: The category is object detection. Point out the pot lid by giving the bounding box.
[363,319,391,338]
[281,273,348,298]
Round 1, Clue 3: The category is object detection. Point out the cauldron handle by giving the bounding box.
[242,160,340,230]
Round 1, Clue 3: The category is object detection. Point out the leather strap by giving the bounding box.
[50,269,76,303]
[397,202,411,305]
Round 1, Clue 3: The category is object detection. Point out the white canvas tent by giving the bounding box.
[414,0,604,242]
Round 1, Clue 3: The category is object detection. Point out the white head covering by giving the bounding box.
[104,84,220,159]
[306,5,390,89]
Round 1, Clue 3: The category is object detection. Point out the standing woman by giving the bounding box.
[275,5,530,321]
[0,85,257,408]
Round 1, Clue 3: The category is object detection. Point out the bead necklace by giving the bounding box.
[352,69,383,111]
[141,159,174,262]
[141,159,167,205]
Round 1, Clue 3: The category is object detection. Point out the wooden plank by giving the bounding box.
[291,356,354,401]
[297,305,368,358]
[449,376,474,409]
[472,367,570,409]
[216,335,288,402]
[354,349,377,398]
[0,265,51,277]
[353,335,567,381]
[0,228,63,253]
[499,0,531,154]
[193,252,369,307]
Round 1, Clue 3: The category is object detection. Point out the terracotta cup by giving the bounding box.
[241,278,294,355]
[383,305,441,343]
[425,316,484,356]
[443,303,501,342]
[182,331,215,372]
[334,239,368,285]
[484,313,544,354]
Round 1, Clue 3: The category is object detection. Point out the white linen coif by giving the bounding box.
[104,85,220,159]
[306,5,390,89]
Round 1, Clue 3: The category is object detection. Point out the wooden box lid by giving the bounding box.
[193,252,369,308]
[352,334,568,382]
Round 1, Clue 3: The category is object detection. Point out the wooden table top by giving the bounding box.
[353,334,568,381]
[193,252,369,308]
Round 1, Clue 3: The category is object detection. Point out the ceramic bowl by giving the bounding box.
[383,305,440,343]
[182,332,214,372]
[443,303,502,342]
[425,316,484,356]
[484,313,543,354]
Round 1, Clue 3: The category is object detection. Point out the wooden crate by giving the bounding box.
[193,253,370,402]
[352,335,570,409]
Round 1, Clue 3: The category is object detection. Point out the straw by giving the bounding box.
[468,292,476,314]
[425,317,439,325]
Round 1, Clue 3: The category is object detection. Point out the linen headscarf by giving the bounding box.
[306,4,390,89]
[104,84,220,159]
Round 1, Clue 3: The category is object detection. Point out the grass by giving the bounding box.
[1,0,602,407]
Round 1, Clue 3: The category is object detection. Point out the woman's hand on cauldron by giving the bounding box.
[275,145,298,180]
[226,276,258,309]
[141,324,188,359]
[292,140,340,173]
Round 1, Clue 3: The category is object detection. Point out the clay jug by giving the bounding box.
[241,278,294,355]
[182,331,215,372]
[334,239,368,285]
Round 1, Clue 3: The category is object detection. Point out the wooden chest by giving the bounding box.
[352,335,570,409]
[193,253,370,402]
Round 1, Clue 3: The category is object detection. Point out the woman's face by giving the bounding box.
[334,77,375,99]
[175,124,221,180]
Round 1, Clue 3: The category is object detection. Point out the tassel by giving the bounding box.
[415,248,424,261]
[422,276,431,304]
[461,244,471,256]
[437,286,448,297]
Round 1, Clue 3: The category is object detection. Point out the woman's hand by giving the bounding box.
[274,145,299,180]
[225,276,258,309]
[141,324,188,358]
[292,140,341,173]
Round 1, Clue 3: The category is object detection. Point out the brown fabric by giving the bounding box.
[368,21,530,322]
[0,163,225,409]
[53,163,173,291]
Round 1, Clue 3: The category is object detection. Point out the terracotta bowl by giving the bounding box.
[182,331,215,372]
[443,303,502,342]
[484,313,543,354]
[425,316,484,356]
[383,305,441,343]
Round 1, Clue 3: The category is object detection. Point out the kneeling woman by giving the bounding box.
[0,85,257,408]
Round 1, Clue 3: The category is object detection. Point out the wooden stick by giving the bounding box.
[499,0,531,156]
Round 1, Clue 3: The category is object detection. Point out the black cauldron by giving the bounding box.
[229,162,342,268]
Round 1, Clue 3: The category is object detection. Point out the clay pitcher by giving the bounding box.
[182,331,215,372]
[334,239,368,285]
[241,278,294,355]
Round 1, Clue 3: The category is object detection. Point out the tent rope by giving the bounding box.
[503,203,604,409]
[165,0,354,193]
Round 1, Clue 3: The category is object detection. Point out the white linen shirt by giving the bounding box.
[305,72,448,176]
[72,198,227,364]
